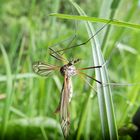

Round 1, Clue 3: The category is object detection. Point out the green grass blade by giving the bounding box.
[76,93,92,140]
[0,73,36,82]
[0,44,13,140]
[100,0,121,49]
[69,1,118,140]
[50,13,140,29]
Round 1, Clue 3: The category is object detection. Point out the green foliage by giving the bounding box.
[0,0,140,140]
[50,13,140,29]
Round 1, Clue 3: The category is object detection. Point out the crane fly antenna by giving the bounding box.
[55,20,112,53]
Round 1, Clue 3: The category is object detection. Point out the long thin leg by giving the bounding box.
[78,72,102,84]
[77,61,107,70]
[49,47,68,62]
[50,16,78,55]
[55,20,112,53]
[78,65,102,70]
[62,34,76,54]
[78,73,98,93]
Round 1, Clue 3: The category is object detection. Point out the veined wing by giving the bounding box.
[56,77,73,111]
[55,75,72,137]
[61,75,72,137]
[33,61,60,77]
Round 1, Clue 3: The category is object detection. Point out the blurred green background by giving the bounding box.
[0,0,140,140]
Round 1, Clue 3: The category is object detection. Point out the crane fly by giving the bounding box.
[33,48,104,137]
[33,21,134,137]
[33,18,140,138]
[32,21,136,137]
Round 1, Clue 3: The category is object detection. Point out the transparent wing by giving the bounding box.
[55,75,72,137]
[32,61,60,77]
[61,76,72,137]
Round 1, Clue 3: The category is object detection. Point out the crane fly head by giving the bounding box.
[69,58,81,65]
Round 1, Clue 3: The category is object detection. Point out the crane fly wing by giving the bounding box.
[55,75,72,137]
[55,79,73,111]
[54,83,64,113]
[33,61,60,77]
[61,75,71,137]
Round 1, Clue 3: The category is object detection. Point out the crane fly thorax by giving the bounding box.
[60,63,77,78]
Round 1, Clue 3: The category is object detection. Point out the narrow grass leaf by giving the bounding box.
[0,73,36,82]
[0,44,13,140]
[69,1,118,140]
[76,94,92,140]
[50,13,140,29]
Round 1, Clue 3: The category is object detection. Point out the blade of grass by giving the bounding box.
[0,73,36,82]
[76,92,93,140]
[103,0,139,56]
[99,0,112,19]
[119,56,140,126]
[0,44,13,140]
[69,1,118,140]
[50,13,140,30]
[100,0,121,49]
